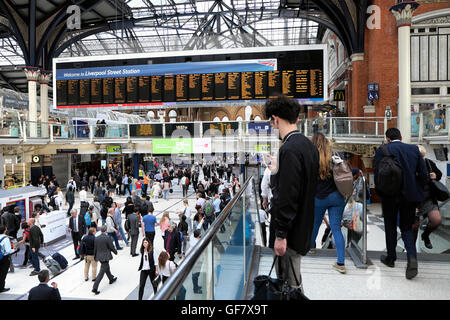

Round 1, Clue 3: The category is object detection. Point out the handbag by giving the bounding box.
[152,275,162,288]
[426,159,450,201]
[251,255,309,301]
[331,153,354,200]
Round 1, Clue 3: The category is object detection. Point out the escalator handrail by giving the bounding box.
[152,176,254,300]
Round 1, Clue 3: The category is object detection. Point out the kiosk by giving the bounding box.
[0,186,66,243]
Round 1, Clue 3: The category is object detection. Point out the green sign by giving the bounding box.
[254,144,271,153]
[152,138,193,154]
[107,145,121,154]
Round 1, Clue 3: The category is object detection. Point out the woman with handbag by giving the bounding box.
[413,146,443,249]
[138,238,158,300]
[310,133,346,274]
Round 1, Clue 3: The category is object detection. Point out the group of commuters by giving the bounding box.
[261,94,443,297]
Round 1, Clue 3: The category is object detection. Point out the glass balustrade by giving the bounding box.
[421,108,447,137]
[0,119,21,138]
[153,177,259,300]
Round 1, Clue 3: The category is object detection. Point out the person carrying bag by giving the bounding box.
[252,255,308,301]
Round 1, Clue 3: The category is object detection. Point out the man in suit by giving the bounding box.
[374,128,428,280]
[92,225,118,295]
[68,209,86,260]
[163,222,182,262]
[28,270,61,300]
[127,210,140,257]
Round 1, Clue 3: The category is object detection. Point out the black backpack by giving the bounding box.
[375,145,403,197]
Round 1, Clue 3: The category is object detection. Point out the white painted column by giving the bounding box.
[390,1,420,143]
[39,71,52,138]
[24,67,41,138]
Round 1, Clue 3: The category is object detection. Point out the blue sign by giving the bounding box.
[56,59,277,80]
[368,91,379,100]
[248,122,272,134]
[368,83,379,91]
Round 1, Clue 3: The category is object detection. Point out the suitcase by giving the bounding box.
[52,252,68,269]
[44,257,61,276]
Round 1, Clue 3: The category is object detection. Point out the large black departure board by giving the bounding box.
[202,74,214,101]
[241,72,254,100]
[91,79,102,104]
[189,74,201,101]
[56,80,67,106]
[254,72,267,99]
[164,75,175,102]
[67,80,79,105]
[268,71,281,98]
[127,77,138,103]
[79,79,90,105]
[151,76,163,102]
[138,76,150,102]
[176,74,188,102]
[227,72,241,100]
[56,49,326,107]
[103,78,114,104]
[215,73,227,100]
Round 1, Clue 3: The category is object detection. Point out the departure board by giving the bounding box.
[115,77,126,103]
[282,70,295,98]
[202,73,214,101]
[67,80,79,105]
[254,71,268,99]
[56,80,67,106]
[91,79,102,104]
[79,79,90,105]
[310,69,323,98]
[241,72,254,100]
[176,74,188,102]
[56,48,326,107]
[103,78,114,104]
[189,74,201,101]
[164,75,175,102]
[227,72,241,100]
[138,76,150,102]
[127,77,138,103]
[215,73,227,100]
[268,71,281,98]
[151,76,163,102]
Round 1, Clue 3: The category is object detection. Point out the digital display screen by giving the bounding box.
[214,73,227,100]
[126,77,138,103]
[176,74,188,102]
[79,79,90,105]
[254,71,268,99]
[241,72,254,100]
[151,75,163,102]
[163,75,175,102]
[56,80,67,106]
[103,78,114,104]
[227,72,241,100]
[138,76,150,102]
[268,71,281,99]
[189,74,201,101]
[67,80,79,105]
[115,77,126,103]
[91,79,102,104]
[202,73,214,101]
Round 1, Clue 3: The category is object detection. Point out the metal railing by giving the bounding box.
[152,176,257,300]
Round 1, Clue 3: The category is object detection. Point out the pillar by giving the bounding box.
[24,67,40,138]
[39,71,52,138]
[390,1,420,143]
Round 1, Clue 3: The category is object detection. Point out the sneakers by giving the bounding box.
[332,263,346,274]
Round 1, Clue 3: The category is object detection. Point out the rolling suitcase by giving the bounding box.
[52,252,68,269]
[44,257,61,276]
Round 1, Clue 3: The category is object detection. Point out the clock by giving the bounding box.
[32,155,40,163]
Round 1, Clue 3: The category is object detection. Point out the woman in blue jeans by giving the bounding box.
[311,133,346,274]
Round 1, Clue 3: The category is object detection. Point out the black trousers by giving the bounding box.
[138,269,157,300]
[192,272,201,291]
[72,232,82,257]
[381,195,418,260]
[93,261,114,291]
[260,222,267,247]
[145,232,155,248]
[0,256,9,290]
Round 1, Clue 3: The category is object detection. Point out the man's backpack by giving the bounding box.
[0,235,9,260]
[331,153,354,200]
[124,219,130,232]
[204,201,214,218]
[375,145,403,197]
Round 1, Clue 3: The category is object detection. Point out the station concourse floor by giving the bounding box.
[1,186,450,300]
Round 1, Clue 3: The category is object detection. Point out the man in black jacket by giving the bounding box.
[264,95,319,292]
[28,218,44,276]
[163,222,182,262]
[68,209,86,260]
[80,227,97,281]
[28,270,61,300]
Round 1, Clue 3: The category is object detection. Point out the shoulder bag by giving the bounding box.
[426,159,450,201]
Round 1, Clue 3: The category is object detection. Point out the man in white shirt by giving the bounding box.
[79,187,88,203]
[196,194,205,209]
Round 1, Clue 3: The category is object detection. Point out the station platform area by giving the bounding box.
[2,180,448,301]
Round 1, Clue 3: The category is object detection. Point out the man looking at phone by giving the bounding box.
[264,95,319,293]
